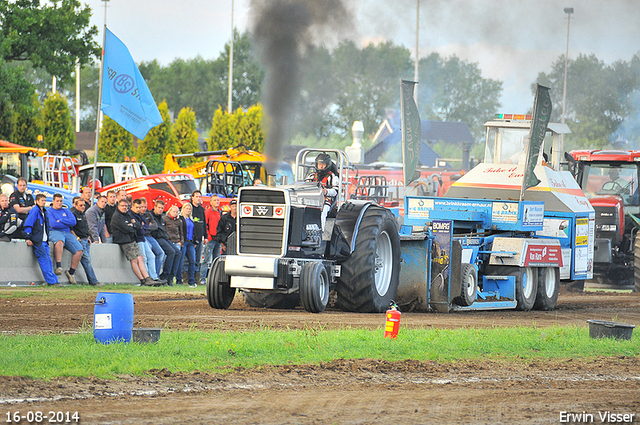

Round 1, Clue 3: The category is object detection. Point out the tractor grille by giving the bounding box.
[239,189,286,204]
[239,217,285,255]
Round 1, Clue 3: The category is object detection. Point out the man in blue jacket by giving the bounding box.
[23,194,58,285]
[48,193,83,285]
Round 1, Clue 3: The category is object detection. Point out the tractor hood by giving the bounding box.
[445,163,594,214]
[588,194,624,210]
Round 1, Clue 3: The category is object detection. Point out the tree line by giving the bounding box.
[1,1,639,166]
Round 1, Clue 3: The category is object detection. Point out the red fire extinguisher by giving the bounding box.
[384,301,401,339]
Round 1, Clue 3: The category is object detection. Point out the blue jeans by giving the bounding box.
[33,242,58,284]
[49,229,83,253]
[181,240,197,286]
[146,236,165,277]
[175,243,185,284]
[157,238,181,281]
[138,240,157,280]
[201,239,221,281]
[79,238,99,284]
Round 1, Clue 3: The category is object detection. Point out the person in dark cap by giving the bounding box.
[215,199,237,255]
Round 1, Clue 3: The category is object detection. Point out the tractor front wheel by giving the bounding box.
[206,258,235,309]
[300,261,330,313]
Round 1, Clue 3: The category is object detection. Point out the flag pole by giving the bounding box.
[90,24,107,200]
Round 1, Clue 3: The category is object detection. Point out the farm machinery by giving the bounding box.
[205,112,594,313]
[565,149,640,290]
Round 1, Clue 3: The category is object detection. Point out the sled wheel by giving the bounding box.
[206,257,235,309]
[454,263,477,307]
[300,261,330,313]
[492,266,537,311]
[534,267,559,311]
[337,207,401,312]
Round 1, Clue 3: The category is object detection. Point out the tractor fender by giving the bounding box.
[328,200,377,261]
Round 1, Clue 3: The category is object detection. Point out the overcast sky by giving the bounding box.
[85,0,640,119]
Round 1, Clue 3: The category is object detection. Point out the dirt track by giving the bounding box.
[1,286,640,424]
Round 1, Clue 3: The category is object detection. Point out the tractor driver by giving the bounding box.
[306,153,338,229]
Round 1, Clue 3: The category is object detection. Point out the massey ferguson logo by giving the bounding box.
[255,206,269,216]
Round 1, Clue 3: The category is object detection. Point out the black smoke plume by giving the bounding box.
[250,0,352,171]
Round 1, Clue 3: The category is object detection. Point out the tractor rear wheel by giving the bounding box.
[454,263,477,306]
[300,261,330,313]
[206,258,235,309]
[337,207,400,312]
[534,267,559,310]
[243,292,300,309]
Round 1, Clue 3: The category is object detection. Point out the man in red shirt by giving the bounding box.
[202,194,223,283]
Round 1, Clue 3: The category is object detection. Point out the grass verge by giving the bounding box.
[1,326,638,380]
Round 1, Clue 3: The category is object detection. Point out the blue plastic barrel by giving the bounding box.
[93,292,134,344]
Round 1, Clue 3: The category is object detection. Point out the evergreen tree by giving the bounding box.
[207,107,237,151]
[0,99,14,141]
[173,107,200,166]
[237,104,265,152]
[13,94,42,147]
[137,100,173,173]
[98,116,134,162]
[42,92,74,151]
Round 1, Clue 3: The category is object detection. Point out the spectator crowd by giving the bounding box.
[1,177,238,287]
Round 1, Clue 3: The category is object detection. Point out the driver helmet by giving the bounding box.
[314,153,333,177]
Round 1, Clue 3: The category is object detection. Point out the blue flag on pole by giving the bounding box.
[101,28,162,140]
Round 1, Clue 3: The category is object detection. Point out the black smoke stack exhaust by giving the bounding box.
[250,0,352,173]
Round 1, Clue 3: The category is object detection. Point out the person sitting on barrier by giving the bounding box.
[139,198,166,284]
[9,177,34,223]
[305,153,338,229]
[0,193,22,242]
[130,198,164,284]
[69,196,102,286]
[86,195,108,243]
[151,200,181,286]
[48,193,83,285]
[110,199,154,286]
[163,205,185,285]
[23,194,58,285]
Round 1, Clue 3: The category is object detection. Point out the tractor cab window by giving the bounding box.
[171,179,197,196]
[484,127,552,165]
[583,163,639,206]
[0,153,21,178]
[79,167,115,187]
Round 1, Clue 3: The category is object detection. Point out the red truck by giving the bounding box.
[566,149,640,291]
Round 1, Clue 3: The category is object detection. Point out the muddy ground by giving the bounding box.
[1,286,639,424]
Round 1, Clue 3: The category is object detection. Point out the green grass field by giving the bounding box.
[2,326,638,380]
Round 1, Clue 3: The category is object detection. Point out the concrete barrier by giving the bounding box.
[0,240,140,285]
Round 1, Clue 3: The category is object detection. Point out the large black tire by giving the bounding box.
[534,267,559,311]
[337,207,401,312]
[454,263,477,306]
[243,292,300,309]
[206,258,235,309]
[492,266,537,311]
[300,261,330,313]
